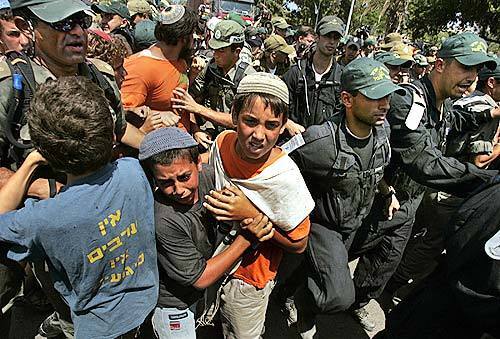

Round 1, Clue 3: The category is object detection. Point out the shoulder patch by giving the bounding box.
[0,60,12,80]
[485,229,500,260]
[88,58,115,77]
[281,133,305,154]
[405,88,426,130]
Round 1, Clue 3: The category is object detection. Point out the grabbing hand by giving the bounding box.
[285,120,305,136]
[171,87,203,115]
[26,150,48,166]
[203,185,258,221]
[241,213,274,242]
[190,56,206,80]
[385,194,400,221]
[156,110,180,127]
[194,130,213,149]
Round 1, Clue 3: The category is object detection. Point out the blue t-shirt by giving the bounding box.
[0,158,158,339]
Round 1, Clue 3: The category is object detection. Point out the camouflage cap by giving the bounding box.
[341,57,405,99]
[11,0,92,23]
[380,32,402,50]
[390,43,414,62]
[316,15,345,36]
[127,0,151,17]
[413,54,429,67]
[93,1,131,20]
[264,34,294,54]
[374,51,413,68]
[208,20,244,50]
[438,32,497,70]
[271,16,290,30]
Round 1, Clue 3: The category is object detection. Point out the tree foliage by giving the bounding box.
[407,0,500,42]
[255,0,499,44]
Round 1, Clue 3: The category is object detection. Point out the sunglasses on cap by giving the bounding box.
[49,14,92,33]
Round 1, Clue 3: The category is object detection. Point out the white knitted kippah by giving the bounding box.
[236,72,289,104]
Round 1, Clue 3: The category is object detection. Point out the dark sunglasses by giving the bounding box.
[49,15,92,32]
[5,30,21,38]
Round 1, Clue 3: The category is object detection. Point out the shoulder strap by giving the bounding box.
[232,61,249,92]
[3,52,37,151]
[87,62,121,115]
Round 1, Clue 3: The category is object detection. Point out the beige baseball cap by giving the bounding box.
[264,34,295,54]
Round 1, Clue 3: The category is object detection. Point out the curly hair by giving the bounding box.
[87,30,130,67]
[28,77,114,175]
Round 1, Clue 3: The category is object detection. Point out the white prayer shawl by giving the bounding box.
[196,136,315,328]
[210,136,315,232]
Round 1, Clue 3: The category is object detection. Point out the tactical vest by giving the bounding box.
[292,57,343,127]
[0,52,121,169]
[203,60,250,113]
[300,114,391,238]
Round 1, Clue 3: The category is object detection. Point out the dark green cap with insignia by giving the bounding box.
[208,20,244,50]
[438,32,497,70]
[374,51,413,67]
[316,15,345,36]
[10,0,92,23]
[341,57,406,99]
[92,0,131,20]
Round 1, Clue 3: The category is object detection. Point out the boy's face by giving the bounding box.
[233,96,285,163]
[152,157,202,205]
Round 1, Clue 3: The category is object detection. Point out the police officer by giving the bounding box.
[284,58,404,338]
[92,0,135,54]
[348,32,500,331]
[411,54,429,80]
[173,19,255,138]
[337,36,361,67]
[254,34,294,76]
[374,45,414,84]
[385,58,500,304]
[282,15,345,135]
[271,16,290,38]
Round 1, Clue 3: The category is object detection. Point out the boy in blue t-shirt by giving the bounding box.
[0,77,158,339]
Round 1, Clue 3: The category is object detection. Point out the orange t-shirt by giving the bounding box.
[217,131,310,288]
[121,54,191,131]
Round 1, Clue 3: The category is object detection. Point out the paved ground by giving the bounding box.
[2,261,386,339]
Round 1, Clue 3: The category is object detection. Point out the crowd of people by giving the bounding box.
[0,0,498,338]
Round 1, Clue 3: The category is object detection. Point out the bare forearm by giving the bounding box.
[118,122,145,149]
[193,235,250,289]
[271,230,308,254]
[473,144,500,168]
[195,106,235,129]
[0,167,14,189]
[0,159,40,213]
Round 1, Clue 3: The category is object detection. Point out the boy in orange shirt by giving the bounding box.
[204,72,314,338]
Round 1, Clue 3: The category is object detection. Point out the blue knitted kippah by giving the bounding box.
[138,127,198,161]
